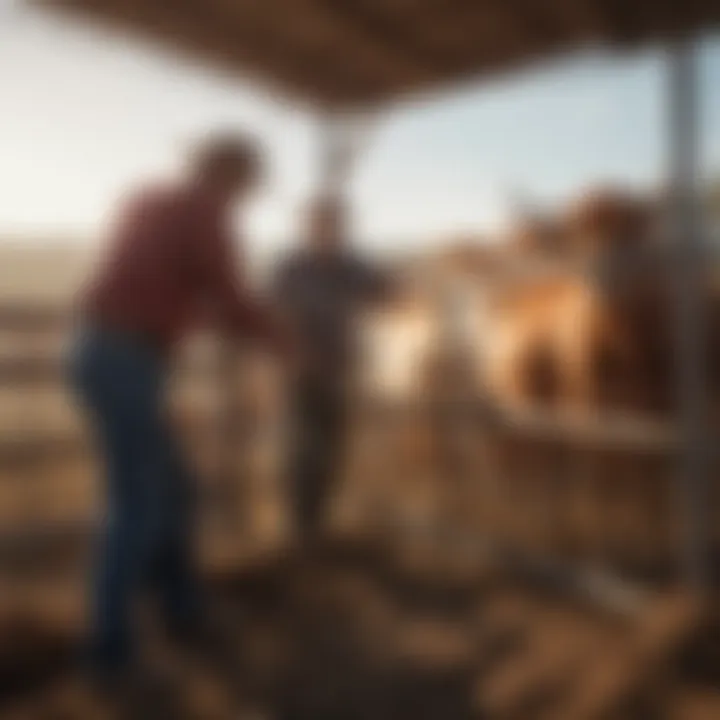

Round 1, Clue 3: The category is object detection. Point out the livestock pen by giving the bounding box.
[1,0,719,717]
[0,264,716,718]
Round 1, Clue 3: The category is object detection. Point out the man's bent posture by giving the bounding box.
[68,134,288,681]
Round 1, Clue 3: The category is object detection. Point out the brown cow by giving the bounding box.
[326,194,718,568]
[476,188,720,568]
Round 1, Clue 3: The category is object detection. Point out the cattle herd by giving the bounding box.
[344,186,720,576]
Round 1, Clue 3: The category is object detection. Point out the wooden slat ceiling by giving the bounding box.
[32,0,720,107]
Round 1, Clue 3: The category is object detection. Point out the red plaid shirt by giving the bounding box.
[82,182,281,353]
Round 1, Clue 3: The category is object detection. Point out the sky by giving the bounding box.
[1,0,719,258]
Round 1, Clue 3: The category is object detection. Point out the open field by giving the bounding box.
[0,243,91,304]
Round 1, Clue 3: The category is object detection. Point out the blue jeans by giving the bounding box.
[68,325,202,672]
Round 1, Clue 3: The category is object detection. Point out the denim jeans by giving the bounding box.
[68,325,202,672]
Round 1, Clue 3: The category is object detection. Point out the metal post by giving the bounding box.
[668,37,709,592]
[317,110,378,199]
[318,112,350,198]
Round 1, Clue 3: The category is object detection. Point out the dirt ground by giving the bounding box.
[1,536,719,720]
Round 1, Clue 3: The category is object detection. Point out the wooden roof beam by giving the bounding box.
[571,0,693,45]
[214,0,430,99]
[326,0,572,96]
[317,0,465,77]
[445,0,570,68]
[36,0,386,104]
[30,0,720,106]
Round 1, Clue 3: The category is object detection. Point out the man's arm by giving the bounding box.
[194,205,289,354]
[358,259,394,305]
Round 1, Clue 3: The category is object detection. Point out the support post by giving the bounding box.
[317,110,377,199]
[668,37,709,592]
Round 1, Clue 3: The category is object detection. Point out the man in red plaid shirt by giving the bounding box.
[69,133,290,683]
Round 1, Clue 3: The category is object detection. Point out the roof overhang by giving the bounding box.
[31,0,720,108]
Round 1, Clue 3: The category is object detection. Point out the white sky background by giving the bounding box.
[1,0,719,259]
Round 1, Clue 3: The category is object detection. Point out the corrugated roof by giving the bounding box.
[32,0,720,106]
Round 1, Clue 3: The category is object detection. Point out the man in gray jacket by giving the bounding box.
[273,196,389,545]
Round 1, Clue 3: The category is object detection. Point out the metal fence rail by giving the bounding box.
[0,240,714,601]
